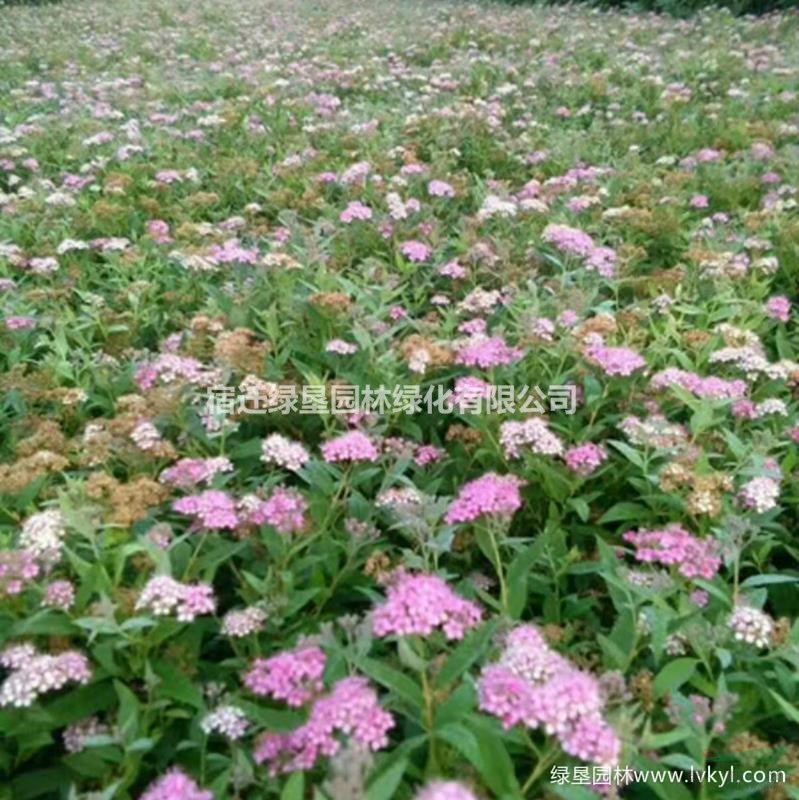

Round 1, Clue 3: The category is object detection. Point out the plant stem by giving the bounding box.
[421,668,439,775]
[486,520,509,613]
[521,745,559,795]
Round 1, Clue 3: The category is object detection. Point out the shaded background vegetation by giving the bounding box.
[499,0,796,16]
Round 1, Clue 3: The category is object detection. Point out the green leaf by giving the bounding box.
[692,578,731,607]
[435,620,497,688]
[464,716,521,796]
[599,502,649,524]
[549,785,604,800]
[506,542,546,619]
[358,658,423,708]
[597,633,626,670]
[654,658,698,699]
[152,660,205,709]
[607,610,636,665]
[741,575,798,588]
[11,769,72,800]
[435,682,476,728]
[608,440,646,469]
[633,755,695,800]
[768,690,799,724]
[230,438,264,459]
[568,497,591,523]
[640,726,693,749]
[690,404,714,435]
[366,757,408,800]
[45,681,116,728]
[114,681,140,746]
[284,587,321,615]
[396,638,427,673]
[281,772,305,800]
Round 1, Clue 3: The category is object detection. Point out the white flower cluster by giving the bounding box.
[135,576,216,622]
[729,605,774,649]
[500,418,564,459]
[477,194,517,220]
[754,399,788,418]
[458,287,503,315]
[385,192,419,220]
[221,606,266,638]
[19,509,66,557]
[260,433,310,472]
[738,476,780,513]
[130,420,163,450]
[375,487,424,509]
[408,348,431,375]
[63,716,111,753]
[710,346,797,381]
[200,704,249,740]
[0,643,91,707]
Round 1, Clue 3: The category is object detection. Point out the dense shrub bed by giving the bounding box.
[1,0,798,798]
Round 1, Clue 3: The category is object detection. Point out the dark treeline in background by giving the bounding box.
[500,0,796,16]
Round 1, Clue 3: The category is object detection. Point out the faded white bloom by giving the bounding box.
[19,510,66,557]
[261,434,310,472]
[729,605,773,649]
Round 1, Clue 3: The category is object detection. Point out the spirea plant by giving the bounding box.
[0,0,798,798]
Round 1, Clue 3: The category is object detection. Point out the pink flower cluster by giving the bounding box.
[542,224,617,277]
[326,338,359,355]
[448,376,493,410]
[444,472,524,524]
[0,643,91,707]
[208,238,258,265]
[145,219,172,244]
[499,418,564,459]
[477,625,620,767]
[0,548,40,596]
[139,768,211,800]
[372,572,482,640]
[243,643,326,706]
[583,337,646,377]
[5,315,36,331]
[650,368,747,400]
[160,457,233,488]
[43,579,75,610]
[340,201,373,223]
[321,430,380,463]
[765,295,790,322]
[248,487,308,534]
[172,489,239,530]
[564,442,607,476]
[454,335,524,369]
[623,525,721,580]
[253,676,394,775]
[428,179,455,198]
[543,223,595,257]
[135,576,216,622]
[416,782,477,800]
[400,240,431,262]
[134,354,221,390]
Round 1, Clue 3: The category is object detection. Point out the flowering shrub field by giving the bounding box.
[1,0,799,798]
